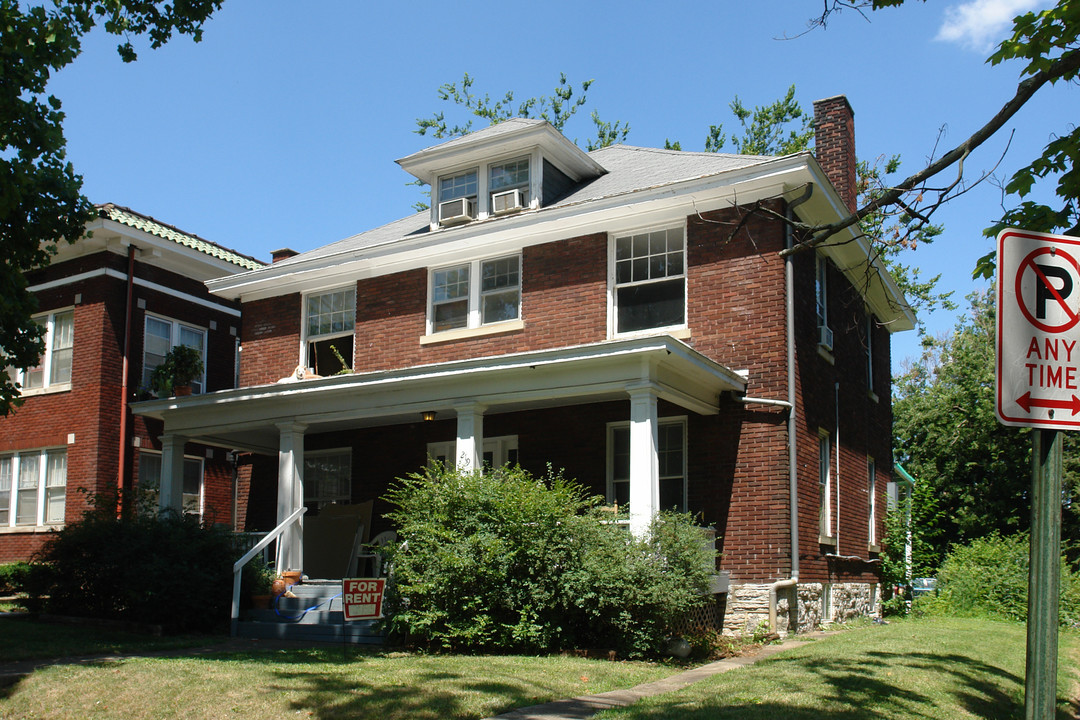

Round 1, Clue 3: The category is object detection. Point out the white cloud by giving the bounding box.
[936,0,1047,53]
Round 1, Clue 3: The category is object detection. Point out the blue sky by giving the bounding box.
[46,0,1073,371]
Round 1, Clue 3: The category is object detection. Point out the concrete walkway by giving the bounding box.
[486,635,825,720]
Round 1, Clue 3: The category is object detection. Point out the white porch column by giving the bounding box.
[276,421,307,572]
[627,385,660,537]
[454,402,485,471]
[159,433,188,516]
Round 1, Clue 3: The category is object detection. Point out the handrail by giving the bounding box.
[230,505,306,636]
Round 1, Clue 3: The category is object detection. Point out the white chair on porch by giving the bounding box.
[355,530,397,578]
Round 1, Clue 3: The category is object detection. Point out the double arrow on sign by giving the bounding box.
[1016,391,1080,415]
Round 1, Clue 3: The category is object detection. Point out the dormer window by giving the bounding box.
[437,169,478,226]
[489,157,529,214]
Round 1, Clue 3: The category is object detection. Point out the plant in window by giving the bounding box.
[329,344,352,375]
[150,345,204,397]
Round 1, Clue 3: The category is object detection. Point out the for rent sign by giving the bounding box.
[342,578,385,621]
[997,228,1080,429]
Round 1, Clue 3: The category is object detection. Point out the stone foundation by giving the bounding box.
[724,581,880,636]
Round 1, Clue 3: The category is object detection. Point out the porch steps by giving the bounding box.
[236,580,385,645]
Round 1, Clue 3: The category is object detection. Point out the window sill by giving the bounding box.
[613,327,692,341]
[0,523,64,534]
[817,345,835,364]
[818,535,837,546]
[420,319,525,346]
[17,383,72,398]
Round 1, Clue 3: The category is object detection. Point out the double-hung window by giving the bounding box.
[304,287,355,375]
[437,168,479,224]
[865,313,875,393]
[304,449,351,512]
[136,452,203,519]
[867,457,877,547]
[612,227,686,334]
[0,449,66,527]
[429,255,520,334]
[819,431,832,541]
[489,157,530,212]
[608,418,687,512]
[7,309,74,392]
[143,315,206,394]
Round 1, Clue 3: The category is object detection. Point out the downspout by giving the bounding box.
[769,183,813,634]
[116,244,136,516]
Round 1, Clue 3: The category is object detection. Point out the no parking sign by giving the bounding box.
[997,228,1080,429]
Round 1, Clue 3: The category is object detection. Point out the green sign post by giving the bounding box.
[996,229,1079,718]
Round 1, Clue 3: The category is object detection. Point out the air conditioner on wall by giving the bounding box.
[491,188,524,215]
[438,197,475,226]
[818,325,834,351]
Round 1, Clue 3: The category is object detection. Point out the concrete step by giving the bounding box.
[236,618,385,644]
[239,578,386,645]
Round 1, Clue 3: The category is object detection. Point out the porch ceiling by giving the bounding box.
[133,335,747,455]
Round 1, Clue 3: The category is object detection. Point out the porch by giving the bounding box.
[134,335,747,574]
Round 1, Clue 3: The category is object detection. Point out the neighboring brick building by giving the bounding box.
[0,205,263,563]
[138,96,913,634]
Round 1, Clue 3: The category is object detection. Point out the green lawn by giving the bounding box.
[596,617,1079,720]
[0,615,209,662]
[1,616,1077,719]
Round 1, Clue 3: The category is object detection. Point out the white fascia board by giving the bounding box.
[792,157,916,332]
[135,336,746,439]
[211,155,815,303]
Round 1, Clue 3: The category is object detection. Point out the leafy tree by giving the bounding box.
[794,1,1079,279]
[893,290,1080,568]
[0,0,223,416]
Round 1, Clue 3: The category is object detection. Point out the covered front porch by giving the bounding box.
[135,335,747,575]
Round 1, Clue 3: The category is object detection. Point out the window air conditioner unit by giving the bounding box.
[438,197,474,226]
[818,325,834,351]
[491,188,524,215]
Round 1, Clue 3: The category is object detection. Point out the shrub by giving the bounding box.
[383,463,715,657]
[29,508,238,633]
[934,532,1080,625]
[0,561,31,595]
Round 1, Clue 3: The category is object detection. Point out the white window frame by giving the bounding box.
[608,225,688,338]
[427,435,519,470]
[136,451,204,520]
[488,155,531,211]
[8,308,74,395]
[819,430,833,541]
[816,254,829,331]
[606,417,687,512]
[300,286,356,374]
[143,313,207,394]
[868,456,878,548]
[426,254,522,336]
[0,448,66,528]
[865,312,875,393]
[303,448,352,510]
[433,153,540,229]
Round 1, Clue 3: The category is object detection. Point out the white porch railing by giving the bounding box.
[230,506,306,636]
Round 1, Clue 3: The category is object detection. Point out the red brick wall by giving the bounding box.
[239,294,300,386]
[813,96,858,213]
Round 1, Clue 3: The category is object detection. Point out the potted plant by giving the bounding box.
[150,345,204,397]
[241,555,276,610]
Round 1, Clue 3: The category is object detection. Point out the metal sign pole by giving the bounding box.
[1026,428,1061,720]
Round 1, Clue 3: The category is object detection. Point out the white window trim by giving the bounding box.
[606,416,688,512]
[868,456,878,549]
[431,150,541,229]
[299,286,356,371]
[819,430,834,543]
[0,447,67,529]
[426,254,522,336]
[143,313,207,394]
[607,224,689,339]
[137,450,204,519]
[9,307,74,396]
[303,447,352,507]
[865,311,876,396]
[427,435,519,470]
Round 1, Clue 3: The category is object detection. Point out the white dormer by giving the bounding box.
[396,119,607,231]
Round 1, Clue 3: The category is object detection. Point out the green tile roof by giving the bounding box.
[98,203,264,271]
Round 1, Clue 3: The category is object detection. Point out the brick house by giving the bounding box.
[137,95,912,634]
[0,205,263,563]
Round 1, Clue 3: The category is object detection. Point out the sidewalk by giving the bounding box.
[486,633,828,720]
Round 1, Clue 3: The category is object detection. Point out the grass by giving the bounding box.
[2,616,1077,719]
[595,617,1080,720]
[0,615,212,663]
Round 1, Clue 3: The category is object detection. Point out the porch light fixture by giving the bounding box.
[421,410,437,422]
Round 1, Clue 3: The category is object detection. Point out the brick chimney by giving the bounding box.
[813,96,857,213]
[271,247,299,263]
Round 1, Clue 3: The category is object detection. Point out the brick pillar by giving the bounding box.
[813,96,857,213]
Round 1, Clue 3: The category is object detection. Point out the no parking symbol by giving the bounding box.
[997,229,1080,429]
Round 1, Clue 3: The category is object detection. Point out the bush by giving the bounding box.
[0,561,31,595]
[934,532,1080,625]
[383,463,715,657]
[29,508,238,633]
